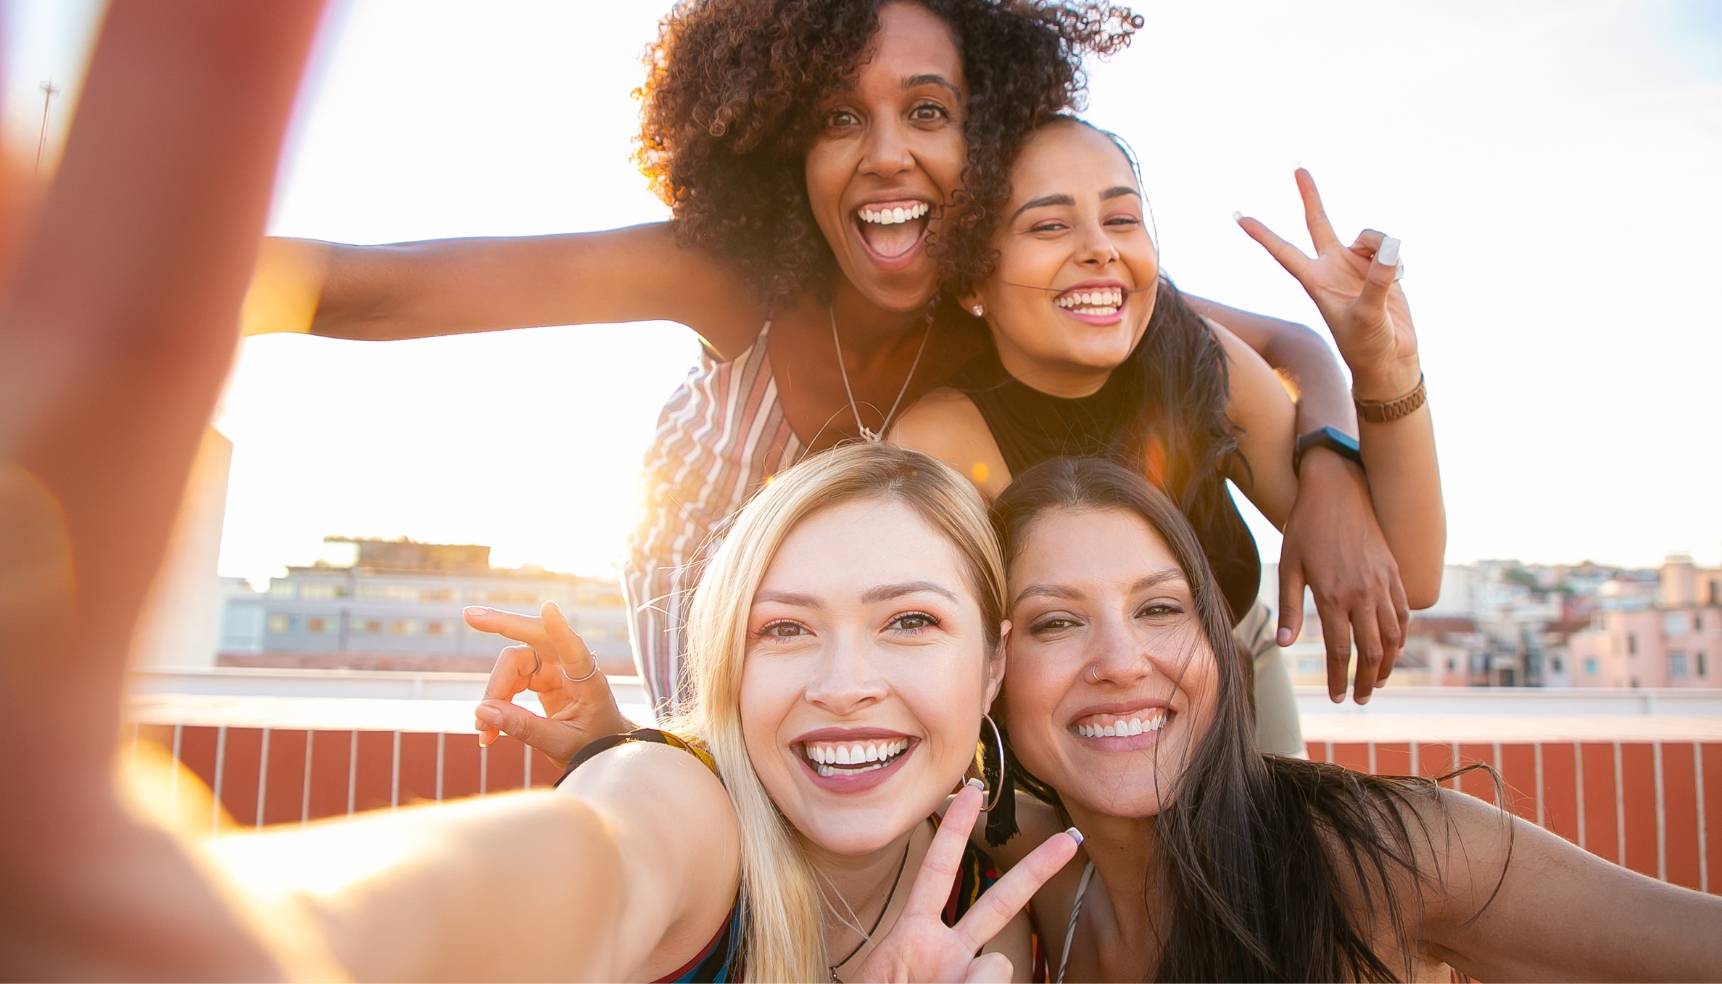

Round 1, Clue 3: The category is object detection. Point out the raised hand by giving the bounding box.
[465,601,634,767]
[1234,169,1419,396]
[855,782,1080,983]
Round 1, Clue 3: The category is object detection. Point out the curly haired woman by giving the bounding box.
[249,1,1403,757]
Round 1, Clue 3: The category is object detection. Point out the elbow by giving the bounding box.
[1405,580,1441,612]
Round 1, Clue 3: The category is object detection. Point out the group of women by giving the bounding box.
[6,0,1720,980]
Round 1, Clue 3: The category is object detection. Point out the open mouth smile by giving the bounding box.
[1069,708,1173,750]
[1052,282,1126,325]
[852,198,932,266]
[793,731,918,793]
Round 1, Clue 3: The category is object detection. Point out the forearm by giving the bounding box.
[1353,359,1445,608]
[213,792,632,980]
[1186,294,1355,433]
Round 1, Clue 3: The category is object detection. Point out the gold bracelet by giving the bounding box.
[1355,373,1426,424]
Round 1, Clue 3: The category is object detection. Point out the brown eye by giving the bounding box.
[888,611,939,633]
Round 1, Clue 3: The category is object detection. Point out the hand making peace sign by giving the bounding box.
[1234,169,1419,392]
[853,781,1081,983]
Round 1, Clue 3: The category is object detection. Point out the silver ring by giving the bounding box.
[561,658,600,685]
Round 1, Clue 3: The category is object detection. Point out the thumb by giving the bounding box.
[475,699,565,759]
[1355,234,1400,318]
[964,952,1014,983]
[1277,561,1306,648]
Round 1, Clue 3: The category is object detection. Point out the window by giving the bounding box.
[1699,651,1709,678]
[1446,658,1457,673]
[392,618,421,636]
[267,581,295,598]
[1551,655,1564,673]
[421,588,455,604]
[1669,651,1688,679]
[360,618,383,634]
[306,616,334,634]
[266,613,292,634]
[300,582,348,600]
[357,583,420,604]
[425,620,447,637]
[1584,658,1599,676]
[1627,634,1638,656]
[1663,612,1687,635]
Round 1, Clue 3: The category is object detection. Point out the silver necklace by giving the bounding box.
[829,307,931,443]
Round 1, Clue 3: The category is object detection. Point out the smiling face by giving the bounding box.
[739,496,1002,854]
[1002,505,1217,818]
[804,2,968,315]
[970,121,1159,395]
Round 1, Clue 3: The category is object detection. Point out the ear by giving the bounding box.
[982,619,1010,707]
[958,288,984,318]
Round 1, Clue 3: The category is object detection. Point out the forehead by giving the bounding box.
[1010,506,1179,589]
[1009,124,1139,206]
[856,2,965,90]
[759,496,973,601]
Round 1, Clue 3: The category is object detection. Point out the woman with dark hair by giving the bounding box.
[890,115,1443,738]
[987,456,1722,981]
[245,0,1409,749]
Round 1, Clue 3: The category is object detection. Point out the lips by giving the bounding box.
[1067,704,1174,751]
[1051,280,1128,326]
[792,728,918,793]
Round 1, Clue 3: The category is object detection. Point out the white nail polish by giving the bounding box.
[966,777,985,791]
[1066,826,1084,846]
[1377,236,1401,267]
[1230,210,1244,223]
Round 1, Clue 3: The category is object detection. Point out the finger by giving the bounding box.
[471,696,578,765]
[1375,594,1404,687]
[1232,213,1313,281]
[463,605,546,645]
[951,828,1080,955]
[1349,228,1386,260]
[903,781,985,917]
[1315,598,1352,703]
[540,600,598,681]
[963,952,1015,983]
[1355,234,1401,321]
[1350,607,1384,704]
[1380,578,1411,685]
[1276,560,1306,648]
[1295,168,1342,253]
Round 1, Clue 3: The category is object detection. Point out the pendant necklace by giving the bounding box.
[830,306,931,443]
[827,835,913,983]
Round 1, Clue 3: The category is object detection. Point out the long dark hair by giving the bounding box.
[993,458,1496,981]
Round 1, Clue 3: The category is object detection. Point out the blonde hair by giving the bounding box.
[666,443,1005,981]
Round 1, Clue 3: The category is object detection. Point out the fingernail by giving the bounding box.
[1065,826,1084,846]
[1331,692,1344,704]
[479,732,493,748]
[475,705,502,726]
[965,777,985,791]
[1276,627,1293,647]
[1358,695,1371,705]
[1230,210,1244,223]
[463,605,489,619]
[1376,236,1401,266]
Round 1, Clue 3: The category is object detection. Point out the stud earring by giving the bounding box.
[970,304,984,317]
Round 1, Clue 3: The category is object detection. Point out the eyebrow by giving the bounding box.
[902,73,962,98]
[755,580,961,609]
[1011,568,1187,608]
[1010,185,1142,222]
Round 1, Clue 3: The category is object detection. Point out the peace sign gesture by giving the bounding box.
[1234,169,1419,393]
[854,781,1081,983]
[465,601,633,767]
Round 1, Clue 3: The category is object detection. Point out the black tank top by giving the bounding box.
[955,348,1261,623]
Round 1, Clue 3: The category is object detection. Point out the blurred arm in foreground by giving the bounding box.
[0,4,630,979]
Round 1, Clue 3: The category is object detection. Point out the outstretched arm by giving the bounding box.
[243,224,767,358]
[1417,789,1722,981]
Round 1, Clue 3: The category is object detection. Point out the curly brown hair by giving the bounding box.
[634,0,1141,304]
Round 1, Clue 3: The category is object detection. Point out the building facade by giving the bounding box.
[1566,556,1722,689]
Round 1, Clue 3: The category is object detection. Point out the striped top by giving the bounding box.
[622,323,802,713]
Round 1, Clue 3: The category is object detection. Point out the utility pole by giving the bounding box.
[36,80,61,174]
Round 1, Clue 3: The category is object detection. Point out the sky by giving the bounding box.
[7,1,1720,583]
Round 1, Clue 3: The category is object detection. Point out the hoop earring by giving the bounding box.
[980,713,1017,847]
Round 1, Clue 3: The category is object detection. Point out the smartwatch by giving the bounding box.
[1293,425,1362,473]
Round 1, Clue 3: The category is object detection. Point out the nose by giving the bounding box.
[858,118,914,180]
[1073,218,1121,269]
[1083,612,1153,688]
[802,631,889,716]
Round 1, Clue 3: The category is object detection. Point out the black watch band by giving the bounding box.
[1293,425,1363,473]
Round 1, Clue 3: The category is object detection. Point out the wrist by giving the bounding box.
[1296,443,1367,482]
[1350,357,1422,402]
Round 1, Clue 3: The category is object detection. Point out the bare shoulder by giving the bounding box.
[889,388,1010,498]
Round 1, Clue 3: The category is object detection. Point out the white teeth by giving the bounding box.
[803,738,910,772]
[1054,287,1124,311]
[858,202,929,226]
[1072,713,1168,739]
